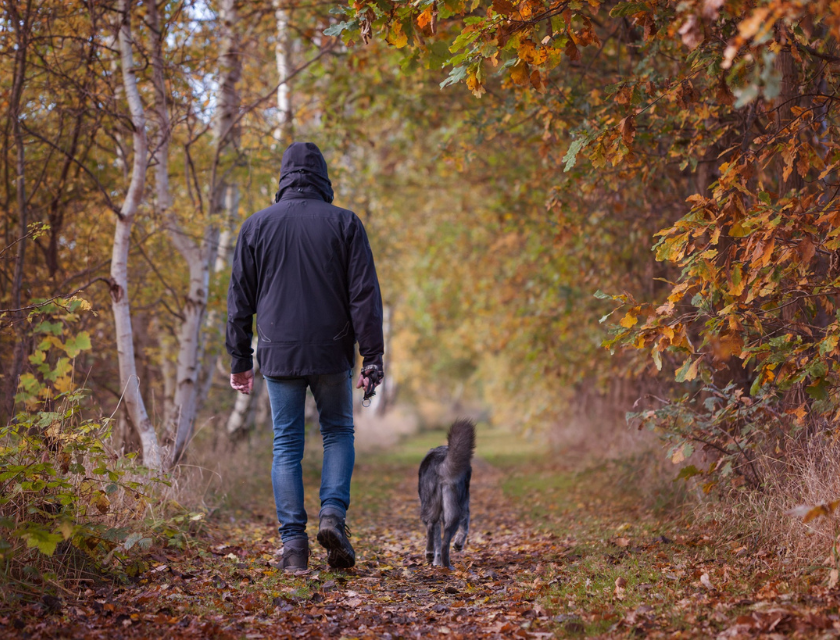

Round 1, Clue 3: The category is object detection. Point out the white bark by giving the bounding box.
[375,304,393,416]
[110,0,161,469]
[174,0,242,463]
[226,335,258,437]
[273,0,293,142]
[149,0,216,465]
[225,2,295,437]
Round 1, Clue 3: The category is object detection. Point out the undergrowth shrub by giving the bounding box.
[0,300,206,604]
[627,383,788,493]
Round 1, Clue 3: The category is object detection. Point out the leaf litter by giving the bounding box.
[5,453,840,638]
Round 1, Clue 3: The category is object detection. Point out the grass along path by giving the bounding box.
[5,424,840,638]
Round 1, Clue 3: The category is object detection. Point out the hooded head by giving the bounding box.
[274,142,335,204]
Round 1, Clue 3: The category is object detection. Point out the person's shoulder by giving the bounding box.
[249,201,285,220]
[321,201,357,218]
[242,202,283,229]
[320,202,364,230]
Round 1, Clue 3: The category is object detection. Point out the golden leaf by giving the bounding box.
[510,61,530,86]
[619,311,638,328]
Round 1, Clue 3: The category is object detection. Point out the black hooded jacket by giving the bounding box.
[225,142,384,377]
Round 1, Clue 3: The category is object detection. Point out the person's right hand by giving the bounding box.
[230,369,254,395]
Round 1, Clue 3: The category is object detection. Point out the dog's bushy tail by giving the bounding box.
[442,419,475,482]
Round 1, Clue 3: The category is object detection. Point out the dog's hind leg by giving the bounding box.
[425,521,439,564]
[453,504,470,552]
[440,487,461,569]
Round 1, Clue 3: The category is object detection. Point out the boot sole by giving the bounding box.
[317,528,355,569]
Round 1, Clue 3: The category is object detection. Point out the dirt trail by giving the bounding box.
[7,435,840,639]
[3,455,563,639]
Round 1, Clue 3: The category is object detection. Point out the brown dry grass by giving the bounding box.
[707,433,840,571]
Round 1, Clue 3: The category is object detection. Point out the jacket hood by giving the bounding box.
[275,142,334,204]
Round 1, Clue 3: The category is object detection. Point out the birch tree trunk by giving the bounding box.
[225,2,294,438]
[110,0,161,469]
[172,0,241,464]
[273,0,294,143]
[149,0,217,465]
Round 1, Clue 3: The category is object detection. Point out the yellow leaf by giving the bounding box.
[684,358,700,381]
[619,311,638,328]
[387,23,408,48]
[56,520,74,540]
[510,61,530,86]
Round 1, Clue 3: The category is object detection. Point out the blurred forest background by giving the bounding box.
[2,0,840,599]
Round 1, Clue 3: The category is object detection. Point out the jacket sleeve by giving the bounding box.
[346,215,384,368]
[226,221,258,374]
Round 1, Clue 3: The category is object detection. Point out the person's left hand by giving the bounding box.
[231,369,254,394]
[356,364,384,396]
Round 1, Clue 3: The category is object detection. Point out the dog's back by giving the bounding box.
[418,419,475,567]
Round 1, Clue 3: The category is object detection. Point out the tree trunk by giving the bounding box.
[2,0,32,423]
[775,34,803,195]
[375,304,393,416]
[110,0,161,469]
[172,0,242,464]
[224,2,295,437]
[226,335,260,438]
[273,0,294,143]
[149,0,218,466]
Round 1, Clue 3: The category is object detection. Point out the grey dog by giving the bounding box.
[418,419,476,568]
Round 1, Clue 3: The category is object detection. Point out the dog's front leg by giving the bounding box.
[432,520,444,566]
[425,521,439,564]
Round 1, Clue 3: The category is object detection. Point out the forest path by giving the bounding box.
[8,426,840,638]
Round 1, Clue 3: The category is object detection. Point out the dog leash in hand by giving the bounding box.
[361,365,383,408]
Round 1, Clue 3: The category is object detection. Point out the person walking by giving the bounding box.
[226,142,384,572]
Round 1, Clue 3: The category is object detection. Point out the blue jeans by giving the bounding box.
[264,370,355,543]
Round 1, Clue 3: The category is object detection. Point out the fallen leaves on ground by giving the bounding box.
[4,451,840,638]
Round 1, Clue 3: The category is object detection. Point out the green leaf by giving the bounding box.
[22,529,64,556]
[64,331,92,358]
[674,359,692,382]
[35,320,63,336]
[563,137,586,172]
[440,65,469,89]
[675,465,702,482]
[806,378,829,401]
[609,2,648,17]
[124,532,143,550]
[323,20,355,37]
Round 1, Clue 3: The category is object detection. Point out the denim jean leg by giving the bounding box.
[265,376,309,543]
[309,370,355,517]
